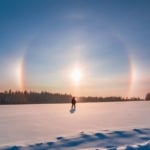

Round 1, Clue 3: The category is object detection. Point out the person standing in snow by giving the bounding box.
[71,97,76,109]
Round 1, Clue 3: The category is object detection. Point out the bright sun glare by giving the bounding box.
[71,68,83,85]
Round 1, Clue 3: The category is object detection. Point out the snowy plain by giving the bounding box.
[0,101,150,150]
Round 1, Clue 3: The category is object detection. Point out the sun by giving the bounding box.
[71,68,83,85]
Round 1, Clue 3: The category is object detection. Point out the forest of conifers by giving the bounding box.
[0,90,148,104]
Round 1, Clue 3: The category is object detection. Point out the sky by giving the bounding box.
[0,0,150,98]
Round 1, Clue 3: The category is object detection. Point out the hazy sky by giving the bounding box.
[0,0,150,98]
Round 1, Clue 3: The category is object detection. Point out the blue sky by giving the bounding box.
[0,0,150,98]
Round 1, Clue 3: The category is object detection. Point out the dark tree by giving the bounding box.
[145,93,150,100]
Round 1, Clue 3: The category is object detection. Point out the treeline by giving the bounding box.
[0,90,147,104]
[0,90,72,104]
[78,96,142,102]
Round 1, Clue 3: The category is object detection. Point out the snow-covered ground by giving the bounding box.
[0,101,150,150]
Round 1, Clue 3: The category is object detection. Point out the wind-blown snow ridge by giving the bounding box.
[1,128,150,150]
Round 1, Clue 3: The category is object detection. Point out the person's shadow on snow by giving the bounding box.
[70,107,76,114]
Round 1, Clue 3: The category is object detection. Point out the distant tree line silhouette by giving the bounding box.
[0,90,72,104]
[0,90,146,104]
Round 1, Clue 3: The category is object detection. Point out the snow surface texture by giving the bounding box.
[0,101,150,150]
[1,128,150,150]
